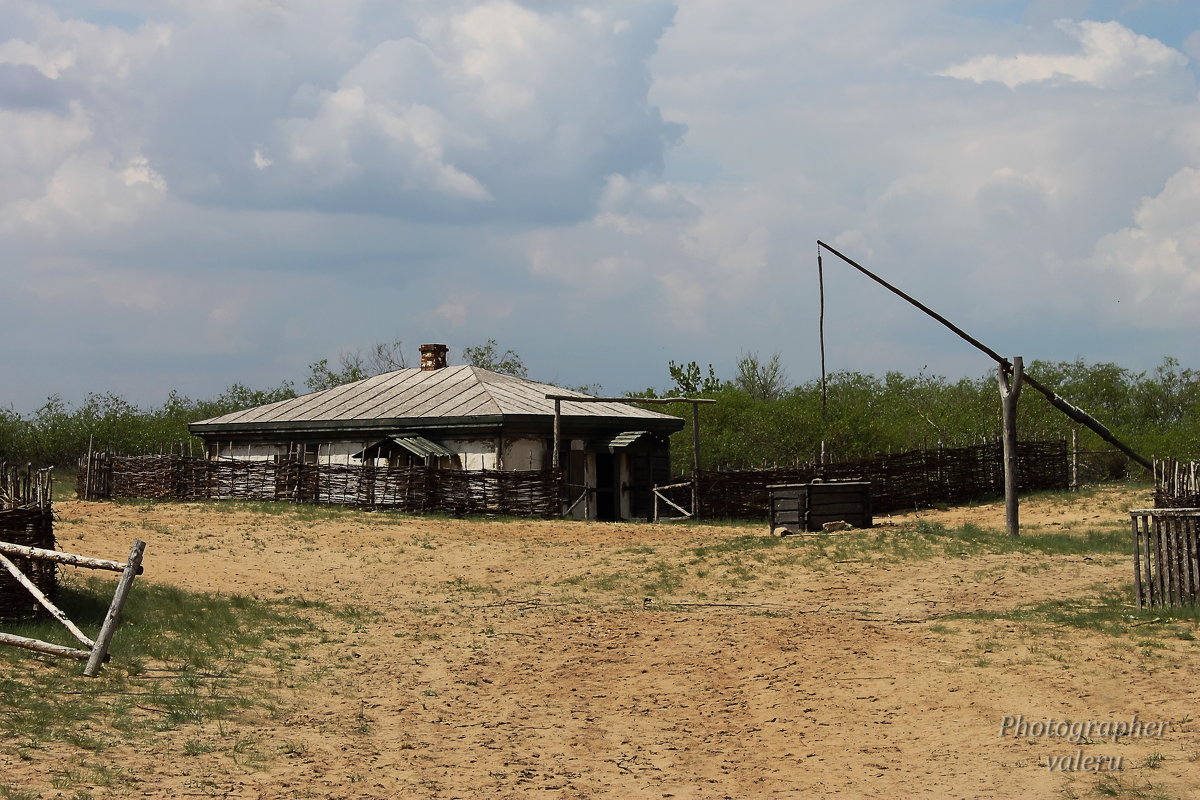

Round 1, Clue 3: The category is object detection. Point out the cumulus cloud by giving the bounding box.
[939,20,1189,91]
[131,0,683,223]
[2,1,1198,411]
[1092,167,1200,320]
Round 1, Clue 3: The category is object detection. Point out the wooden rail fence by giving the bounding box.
[0,539,146,676]
[2,462,146,675]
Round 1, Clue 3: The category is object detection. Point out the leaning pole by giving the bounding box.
[816,240,1152,473]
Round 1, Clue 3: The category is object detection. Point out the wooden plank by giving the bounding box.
[808,482,871,493]
[1131,513,1144,608]
[1145,516,1158,606]
[1153,517,1166,607]
[808,503,873,518]
[653,489,692,518]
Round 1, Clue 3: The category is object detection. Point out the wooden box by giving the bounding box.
[768,481,872,534]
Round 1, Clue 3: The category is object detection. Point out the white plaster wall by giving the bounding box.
[502,438,547,471]
[214,436,554,473]
[212,442,286,461]
[442,438,497,471]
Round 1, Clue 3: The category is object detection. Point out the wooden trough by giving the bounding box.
[768,481,872,534]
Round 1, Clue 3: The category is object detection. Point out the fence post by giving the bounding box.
[1070,427,1079,491]
[84,539,146,678]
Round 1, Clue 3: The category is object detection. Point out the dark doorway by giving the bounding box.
[594,453,618,520]
[628,444,670,520]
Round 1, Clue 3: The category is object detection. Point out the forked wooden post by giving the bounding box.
[84,539,146,677]
[997,356,1024,537]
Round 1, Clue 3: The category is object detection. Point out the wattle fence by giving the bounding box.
[1133,458,1200,608]
[78,454,562,518]
[691,440,1069,518]
[78,439,1069,521]
[1,464,56,622]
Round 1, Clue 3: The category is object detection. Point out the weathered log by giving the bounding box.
[0,540,140,574]
[85,539,146,678]
[0,632,91,661]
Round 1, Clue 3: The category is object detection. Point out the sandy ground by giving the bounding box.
[4,485,1199,799]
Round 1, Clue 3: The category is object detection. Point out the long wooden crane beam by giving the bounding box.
[816,240,1152,472]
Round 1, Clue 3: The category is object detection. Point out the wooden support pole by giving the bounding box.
[692,402,701,518]
[997,356,1024,538]
[1071,427,1079,491]
[552,399,561,472]
[84,539,146,678]
[552,399,562,515]
[84,434,94,500]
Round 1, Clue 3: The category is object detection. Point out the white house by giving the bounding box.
[188,345,685,520]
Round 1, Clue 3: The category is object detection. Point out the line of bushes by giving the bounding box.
[2,357,1196,476]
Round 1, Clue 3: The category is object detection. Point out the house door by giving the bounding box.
[594,453,619,520]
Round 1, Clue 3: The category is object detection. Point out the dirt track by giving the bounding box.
[5,486,1199,799]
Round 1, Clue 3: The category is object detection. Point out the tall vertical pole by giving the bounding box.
[997,356,1024,538]
[1071,427,1079,492]
[83,434,94,501]
[691,402,701,517]
[552,399,562,514]
[552,399,561,472]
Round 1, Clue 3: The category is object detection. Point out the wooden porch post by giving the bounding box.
[552,399,561,472]
[692,402,701,518]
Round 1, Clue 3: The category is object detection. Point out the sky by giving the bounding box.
[3,0,1200,414]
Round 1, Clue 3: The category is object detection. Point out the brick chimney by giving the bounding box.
[419,343,449,371]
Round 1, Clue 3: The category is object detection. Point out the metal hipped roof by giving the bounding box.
[190,365,682,430]
[353,435,455,460]
[589,431,651,451]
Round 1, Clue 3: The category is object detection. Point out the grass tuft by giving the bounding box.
[0,573,321,759]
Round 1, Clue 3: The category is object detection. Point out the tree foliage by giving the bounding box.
[462,339,528,378]
[666,360,722,396]
[306,338,408,392]
[734,351,790,401]
[637,356,1200,476]
[2,352,1198,477]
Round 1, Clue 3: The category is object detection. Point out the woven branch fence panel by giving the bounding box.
[1,464,56,623]
[77,454,561,519]
[693,440,1069,520]
[1155,458,1200,508]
